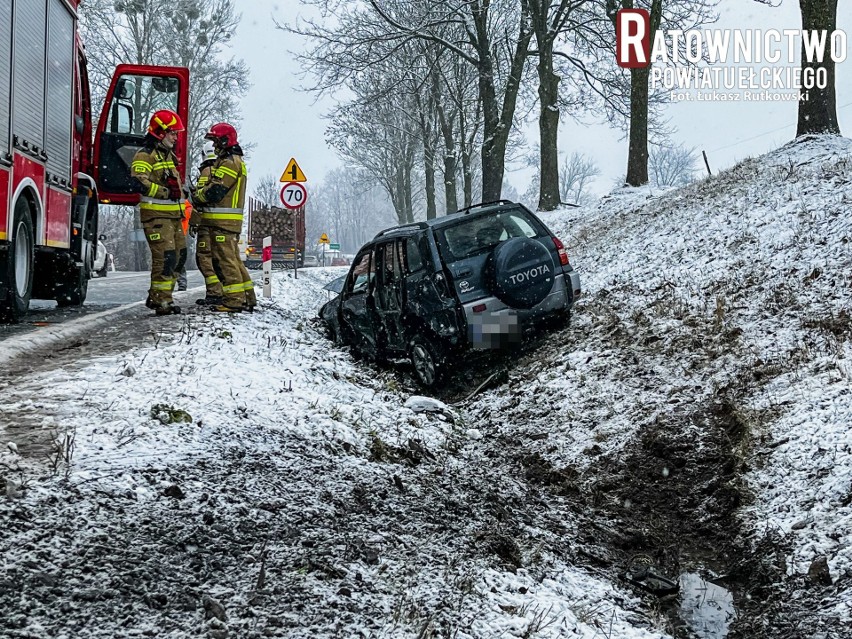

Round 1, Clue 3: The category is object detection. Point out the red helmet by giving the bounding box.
[205,122,238,147]
[147,109,185,139]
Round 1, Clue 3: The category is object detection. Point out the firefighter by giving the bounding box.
[190,142,224,305]
[131,109,187,315]
[191,123,256,313]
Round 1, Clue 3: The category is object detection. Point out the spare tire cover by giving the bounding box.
[488,237,555,309]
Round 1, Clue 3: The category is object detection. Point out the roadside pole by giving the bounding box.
[322,243,326,267]
[262,236,272,298]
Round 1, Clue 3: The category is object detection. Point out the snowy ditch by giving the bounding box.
[1,135,850,638]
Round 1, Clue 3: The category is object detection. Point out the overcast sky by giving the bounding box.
[233,1,852,199]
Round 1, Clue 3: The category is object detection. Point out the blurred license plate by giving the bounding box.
[469,311,521,350]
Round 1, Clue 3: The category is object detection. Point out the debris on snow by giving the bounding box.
[404,395,451,415]
[150,403,193,425]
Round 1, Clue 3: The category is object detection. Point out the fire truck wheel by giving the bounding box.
[1,198,35,321]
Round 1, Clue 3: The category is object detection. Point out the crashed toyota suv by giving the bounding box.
[319,200,582,386]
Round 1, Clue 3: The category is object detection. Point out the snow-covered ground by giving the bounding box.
[1,135,850,638]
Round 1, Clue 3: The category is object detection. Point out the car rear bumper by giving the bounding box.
[461,271,578,350]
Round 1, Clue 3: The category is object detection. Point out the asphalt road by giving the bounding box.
[0,270,209,342]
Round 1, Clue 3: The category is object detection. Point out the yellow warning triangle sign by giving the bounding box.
[280,158,307,182]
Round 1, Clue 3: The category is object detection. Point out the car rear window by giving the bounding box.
[438,209,545,261]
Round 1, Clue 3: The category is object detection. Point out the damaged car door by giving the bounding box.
[375,240,407,353]
[340,248,378,356]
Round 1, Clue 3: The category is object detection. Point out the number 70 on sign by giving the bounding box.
[280,182,308,210]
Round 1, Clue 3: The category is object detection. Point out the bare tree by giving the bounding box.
[797,0,840,135]
[560,152,601,204]
[308,168,397,254]
[290,0,532,203]
[649,144,698,187]
[523,150,600,207]
[326,63,421,225]
[253,174,280,208]
[526,0,590,211]
[579,0,717,187]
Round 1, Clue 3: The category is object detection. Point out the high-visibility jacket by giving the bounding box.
[193,153,247,233]
[130,146,185,223]
[189,162,214,228]
[181,201,192,235]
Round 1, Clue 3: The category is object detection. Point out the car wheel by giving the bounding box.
[326,322,341,345]
[408,335,444,387]
[1,198,35,321]
[97,266,108,278]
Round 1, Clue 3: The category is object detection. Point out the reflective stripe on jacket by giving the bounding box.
[131,147,184,222]
[191,164,212,228]
[194,154,247,233]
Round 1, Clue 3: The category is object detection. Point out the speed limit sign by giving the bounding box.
[279,182,308,210]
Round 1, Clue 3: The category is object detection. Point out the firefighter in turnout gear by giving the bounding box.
[191,141,224,305]
[191,123,256,312]
[131,109,187,315]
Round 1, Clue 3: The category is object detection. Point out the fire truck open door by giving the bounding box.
[92,65,189,205]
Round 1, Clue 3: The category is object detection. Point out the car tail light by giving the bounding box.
[473,303,486,313]
[552,236,569,266]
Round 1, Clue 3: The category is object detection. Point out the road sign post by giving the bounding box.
[262,236,272,298]
[319,233,330,267]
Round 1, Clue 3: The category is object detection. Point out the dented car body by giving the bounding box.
[319,200,581,386]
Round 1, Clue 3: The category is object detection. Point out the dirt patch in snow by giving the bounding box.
[464,276,849,639]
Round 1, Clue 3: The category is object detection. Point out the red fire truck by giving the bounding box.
[1,0,189,320]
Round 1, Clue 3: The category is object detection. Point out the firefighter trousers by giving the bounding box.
[143,217,187,306]
[195,227,223,298]
[210,229,256,309]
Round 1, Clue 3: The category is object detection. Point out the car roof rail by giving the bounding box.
[373,222,429,239]
[454,199,515,215]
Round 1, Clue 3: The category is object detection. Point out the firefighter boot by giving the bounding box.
[155,303,181,316]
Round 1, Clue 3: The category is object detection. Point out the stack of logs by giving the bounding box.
[250,206,297,243]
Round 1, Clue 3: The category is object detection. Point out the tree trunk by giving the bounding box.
[458,94,476,208]
[390,169,406,225]
[462,150,473,207]
[473,2,532,202]
[477,59,502,201]
[403,140,415,224]
[625,65,650,186]
[537,50,560,210]
[797,0,840,135]
[433,70,458,213]
[424,149,437,220]
[420,113,437,221]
